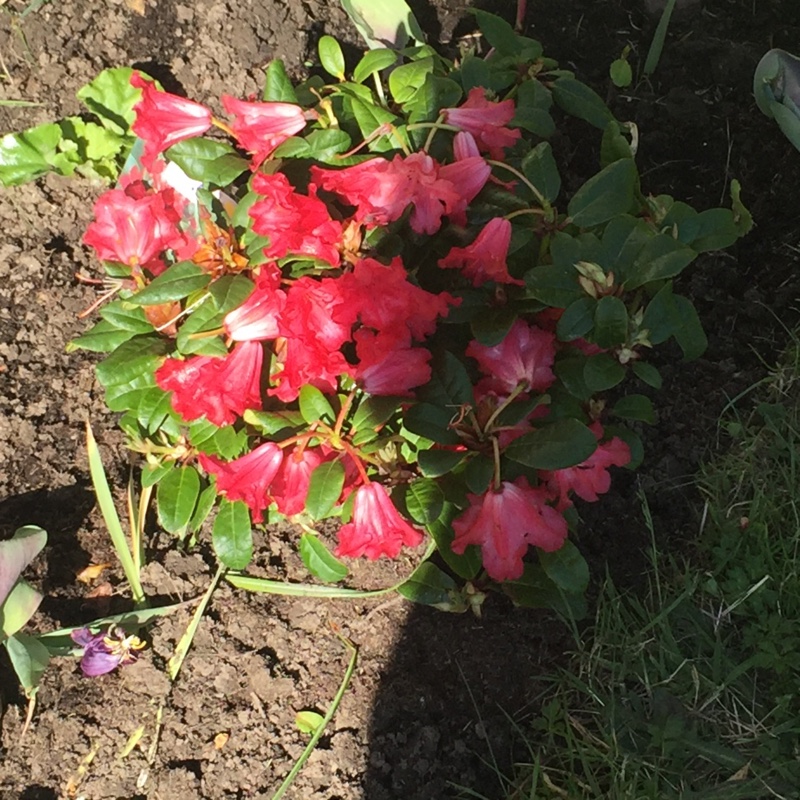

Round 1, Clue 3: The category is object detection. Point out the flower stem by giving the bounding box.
[487,159,548,208]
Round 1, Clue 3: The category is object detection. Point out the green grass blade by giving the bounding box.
[86,421,145,605]
[643,0,677,77]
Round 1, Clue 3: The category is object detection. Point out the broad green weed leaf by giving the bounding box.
[296,710,325,734]
[0,526,46,607]
[1,581,42,640]
[299,533,348,582]
[5,633,50,697]
[0,123,61,186]
[77,67,139,136]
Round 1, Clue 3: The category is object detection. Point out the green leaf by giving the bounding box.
[353,49,398,84]
[521,142,561,203]
[304,129,352,162]
[583,352,626,391]
[417,448,465,478]
[593,295,628,348]
[389,57,434,104]
[298,385,336,426]
[349,96,399,151]
[129,261,211,306]
[341,0,425,49]
[0,123,61,186]
[525,264,582,308]
[405,479,444,525]
[208,274,255,314]
[403,403,460,445]
[687,208,741,253]
[1,581,42,640]
[611,394,656,423]
[418,351,473,407]
[67,319,139,353]
[502,563,587,618]
[319,35,346,79]
[632,361,663,389]
[157,466,201,535]
[397,562,458,609]
[5,633,50,697]
[426,503,481,580]
[554,355,592,401]
[299,533,348,582]
[672,295,707,360]
[0,526,47,608]
[94,336,170,389]
[305,461,346,520]
[77,66,138,136]
[552,76,615,130]
[568,158,637,228]
[624,234,696,289]
[243,408,305,436]
[557,297,596,342]
[166,138,248,186]
[189,483,217,534]
[212,500,253,570]
[263,59,298,102]
[405,75,462,124]
[351,395,400,438]
[540,541,589,593]
[505,418,597,470]
[470,308,517,347]
[474,10,521,56]
[600,120,634,167]
[295,710,325,735]
[464,456,494,495]
[609,58,632,88]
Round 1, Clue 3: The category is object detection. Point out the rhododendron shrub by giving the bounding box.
[71,12,750,614]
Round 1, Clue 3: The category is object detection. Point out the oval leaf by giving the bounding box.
[568,158,637,228]
[298,384,336,426]
[299,533,348,582]
[505,418,598,470]
[305,461,346,520]
[130,261,211,306]
[611,394,656,423]
[397,561,457,608]
[593,295,628,349]
[405,479,444,525]
[296,710,325,735]
[319,35,346,79]
[212,499,253,570]
[157,466,201,535]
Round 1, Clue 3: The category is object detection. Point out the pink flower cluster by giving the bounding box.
[82,73,633,581]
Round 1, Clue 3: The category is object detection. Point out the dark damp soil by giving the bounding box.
[1,1,799,798]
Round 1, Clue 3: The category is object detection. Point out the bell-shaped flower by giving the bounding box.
[439,217,523,287]
[224,264,286,341]
[198,441,284,523]
[541,423,631,511]
[443,87,521,158]
[156,340,263,426]
[222,96,315,168]
[71,626,145,677]
[270,445,325,517]
[466,319,557,396]
[249,172,343,266]
[130,73,213,167]
[353,329,432,396]
[451,479,568,581]
[335,482,424,560]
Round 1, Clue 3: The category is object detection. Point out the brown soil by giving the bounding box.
[1,1,799,798]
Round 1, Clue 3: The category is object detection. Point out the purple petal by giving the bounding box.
[80,648,123,677]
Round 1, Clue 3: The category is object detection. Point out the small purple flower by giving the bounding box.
[70,625,145,677]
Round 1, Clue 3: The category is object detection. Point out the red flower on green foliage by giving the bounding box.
[311,150,490,235]
[443,87,521,159]
[467,319,556,396]
[156,340,263,426]
[353,329,432,396]
[439,217,522,287]
[221,96,314,168]
[451,478,568,581]
[198,441,284,523]
[541,423,631,511]
[270,445,325,517]
[71,626,145,677]
[224,264,286,341]
[83,186,188,273]
[249,172,343,266]
[130,73,213,167]
[335,482,424,560]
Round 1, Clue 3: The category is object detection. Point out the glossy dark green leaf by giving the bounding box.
[474,10,521,56]
[524,264,582,308]
[129,261,211,306]
[351,395,401,438]
[166,138,248,186]
[624,234,696,289]
[502,563,587,619]
[672,295,707,360]
[405,75,462,123]
[557,297,596,342]
[427,502,481,580]
[552,76,615,130]
[299,385,336,425]
[189,483,217,534]
[349,96,399,152]
[403,403,461,445]
[419,351,473,407]
[67,319,140,353]
[521,142,561,203]
[157,466,201,535]
[417,448,466,478]
[470,308,517,347]
[540,541,589,593]
[305,461,346,520]
[632,361,663,389]
[95,336,170,389]
[389,57,435,104]
[304,129,352,162]
[208,274,255,314]
[611,394,656,423]
[212,499,253,570]
[554,355,593,401]
[299,533,348,582]
[568,158,637,228]
[583,353,626,392]
[397,561,458,608]
[505,418,597,470]
[263,59,299,102]
[352,49,398,84]
[405,479,444,525]
[601,120,634,166]
[593,295,628,348]
[464,456,494,495]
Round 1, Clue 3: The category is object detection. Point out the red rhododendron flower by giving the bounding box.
[249,172,342,266]
[221,96,314,168]
[335,483,424,559]
[224,264,286,341]
[443,87,521,159]
[156,340,263,426]
[271,445,325,517]
[467,319,557,396]
[312,152,489,235]
[83,187,187,272]
[541,423,631,511]
[451,478,568,581]
[439,217,523,286]
[198,441,283,523]
[353,329,432,396]
[130,73,213,167]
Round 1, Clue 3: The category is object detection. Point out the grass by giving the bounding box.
[458,337,800,799]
